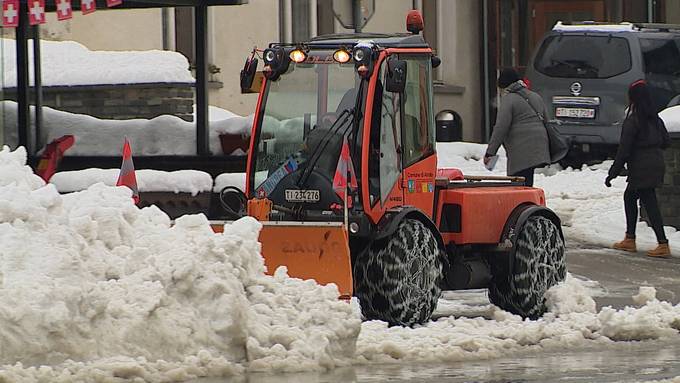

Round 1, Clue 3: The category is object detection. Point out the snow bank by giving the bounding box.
[1,38,194,87]
[2,101,254,156]
[0,146,360,381]
[660,105,680,133]
[50,168,214,195]
[355,274,680,364]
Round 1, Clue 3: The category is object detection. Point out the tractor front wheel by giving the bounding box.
[489,215,566,319]
[353,219,442,326]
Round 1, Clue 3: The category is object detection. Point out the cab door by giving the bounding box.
[365,57,405,223]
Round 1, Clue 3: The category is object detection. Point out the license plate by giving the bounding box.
[285,189,320,203]
[555,107,595,119]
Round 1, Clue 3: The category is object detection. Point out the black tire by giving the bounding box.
[353,219,443,326]
[489,215,566,319]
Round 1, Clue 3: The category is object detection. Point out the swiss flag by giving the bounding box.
[106,0,122,7]
[2,0,19,28]
[28,0,45,25]
[56,0,72,20]
[81,0,95,15]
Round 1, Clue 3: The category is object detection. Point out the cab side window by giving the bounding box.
[401,56,435,167]
[368,61,402,206]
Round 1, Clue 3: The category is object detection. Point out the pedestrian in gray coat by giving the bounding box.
[484,68,550,186]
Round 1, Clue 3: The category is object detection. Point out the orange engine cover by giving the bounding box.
[435,186,545,245]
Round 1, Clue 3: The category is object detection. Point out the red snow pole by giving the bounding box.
[332,136,358,208]
[36,135,75,182]
[116,137,139,204]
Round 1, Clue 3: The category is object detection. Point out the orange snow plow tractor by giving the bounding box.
[219,11,566,325]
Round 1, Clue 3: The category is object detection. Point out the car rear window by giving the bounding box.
[534,35,632,78]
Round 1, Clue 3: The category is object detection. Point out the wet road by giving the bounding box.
[190,242,680,383]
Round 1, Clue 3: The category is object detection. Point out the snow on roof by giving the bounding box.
[552,21,635,33]
[1,38,195,87]
[2,101,254,156]
[50,168,214,195]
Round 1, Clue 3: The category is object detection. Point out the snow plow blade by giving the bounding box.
[212,221,353,299]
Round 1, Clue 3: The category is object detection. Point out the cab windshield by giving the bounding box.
[252,54,361,194]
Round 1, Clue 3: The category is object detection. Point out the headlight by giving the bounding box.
[353,49,365,62]
[333,49,351,63]
[289,49,307,63]
[264,49,276,64]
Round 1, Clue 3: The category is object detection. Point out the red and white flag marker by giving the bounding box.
[56,0,72,20]
[2,0,19,27]
[81,0,96,15]
[106,0,122,7]
[28,0,45,25]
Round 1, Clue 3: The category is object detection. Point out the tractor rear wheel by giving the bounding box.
[353,219,442,326]
[489,215,566,319]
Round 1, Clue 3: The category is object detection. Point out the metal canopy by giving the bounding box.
[12,0,246,157]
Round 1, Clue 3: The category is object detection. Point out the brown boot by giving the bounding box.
[613,236,637,252]
[647,243,671,258]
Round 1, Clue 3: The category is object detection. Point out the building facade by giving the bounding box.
[1,0,679,148]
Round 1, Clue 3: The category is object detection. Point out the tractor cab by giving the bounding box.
[240,16,438,228]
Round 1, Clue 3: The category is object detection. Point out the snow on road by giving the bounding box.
[2,144,680,381]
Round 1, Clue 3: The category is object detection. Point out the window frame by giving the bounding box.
[398,54,435,169]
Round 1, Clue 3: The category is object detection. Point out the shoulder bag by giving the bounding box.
[516,92,569,164]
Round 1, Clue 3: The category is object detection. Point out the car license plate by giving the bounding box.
[555,107,595,119]
[285,189,320,203]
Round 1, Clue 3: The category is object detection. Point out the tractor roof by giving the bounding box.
[306,33,430,49]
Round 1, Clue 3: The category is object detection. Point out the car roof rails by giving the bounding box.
[552,21,634,32]
[632,23,680,32]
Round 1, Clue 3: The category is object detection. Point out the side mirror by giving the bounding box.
[386,59,407,93]
[431,55,441,68]
[240,57,259,93]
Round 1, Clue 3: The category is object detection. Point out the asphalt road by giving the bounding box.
[190,242,680,383]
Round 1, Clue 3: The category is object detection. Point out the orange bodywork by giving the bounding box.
[212,222,353,299]
[435,186,545,245]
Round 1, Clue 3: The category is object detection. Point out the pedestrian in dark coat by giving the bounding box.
[484,68,550,187]
[606,80,671,258]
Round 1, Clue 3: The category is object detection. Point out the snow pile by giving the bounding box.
[51,168,214,195]
[660,105,680,133]
[1,38,194,87]
[545,274,597,315]
[1,101,254,156]
[633,286,659,305]
[0,146,359,381]
[355,276,680,364]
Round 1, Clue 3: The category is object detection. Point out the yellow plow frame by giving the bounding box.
[212,221,353,299]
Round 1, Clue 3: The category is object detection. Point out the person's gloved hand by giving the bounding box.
[483,153,493,165]
[604,175,615,188]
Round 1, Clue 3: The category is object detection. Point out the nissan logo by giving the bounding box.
[570,82,582,96]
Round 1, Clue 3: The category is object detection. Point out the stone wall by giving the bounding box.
[3,83,194,122]
[658,132,680,229]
